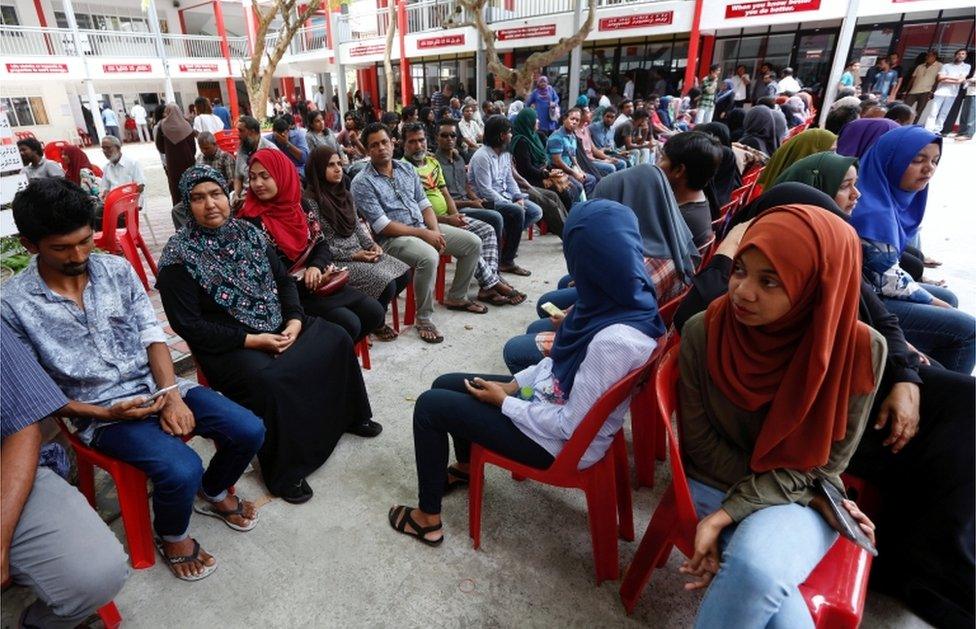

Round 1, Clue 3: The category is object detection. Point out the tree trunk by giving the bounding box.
[383,0,397,112]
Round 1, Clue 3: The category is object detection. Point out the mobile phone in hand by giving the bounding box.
[815,478,878,556]
[140,383,179,407]
[466,378,485,390]
[540,302,565,318]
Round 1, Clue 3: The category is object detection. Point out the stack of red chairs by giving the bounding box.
[214,129,240,154]
[42,140,72,164]
[619,347,874,627]
[95,184,158,291]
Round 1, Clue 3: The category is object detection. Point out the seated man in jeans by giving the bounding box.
[2,179,266,582]
[467,115,543,277]
[2,323,129,628]
[351,123,484,344]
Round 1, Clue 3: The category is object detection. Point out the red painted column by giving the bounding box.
[698,35,715,77]
[683,0,705,95]
[282,76,297,104]
[178,8,188,34]
[213,0,240,119]
[32,0,47,26]
[397,0,411,107]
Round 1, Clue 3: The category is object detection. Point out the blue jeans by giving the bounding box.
[493,199,543,265]
[535,287,579,318]
[460,207,504,247]
[881,284,975,374]
[591,159,617,178]
[413,373,554,514]
[502,318,554,374]
[91,386,265,540]
[689,479,837,629]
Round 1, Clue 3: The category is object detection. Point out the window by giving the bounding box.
[1,5,19,25]
[2,97,49,127]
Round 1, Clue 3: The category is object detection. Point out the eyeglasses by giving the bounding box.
[439,132,457,138]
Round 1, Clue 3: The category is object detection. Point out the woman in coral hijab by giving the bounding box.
[677,205,887,627]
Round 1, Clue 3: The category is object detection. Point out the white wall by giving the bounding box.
[0,80,78,142]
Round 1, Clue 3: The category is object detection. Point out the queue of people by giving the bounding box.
[3,79,973,629]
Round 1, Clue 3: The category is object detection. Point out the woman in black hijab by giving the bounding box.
[725,108,746,142]
[696,121,742,214]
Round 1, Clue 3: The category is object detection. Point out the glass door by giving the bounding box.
[794,30,837,93]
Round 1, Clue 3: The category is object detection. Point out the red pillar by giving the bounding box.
[397,0,412,107]
[683,0,705,95]
[32,0,47,26]
[213,0,240,119]
[698,35,715,78]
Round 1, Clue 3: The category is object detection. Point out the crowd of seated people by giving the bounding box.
[3,78,974,629]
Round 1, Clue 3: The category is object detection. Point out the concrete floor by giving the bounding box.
[5,136,973,628]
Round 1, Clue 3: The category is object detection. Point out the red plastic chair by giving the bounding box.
[56,418,156,569]
[77,128,93,146]
[356,338,371,370]
[95,185,158,291]
[214,129,240,154]
[42,140,71,164]
[469,340,668,584]
[390,279,416,333]
[97,602,123,629]
[620,347,874,627]
[14,131,36,141]
[433,254,451,304]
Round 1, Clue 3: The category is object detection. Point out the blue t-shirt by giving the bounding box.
[546,127,577,167]
[873,69,898,96]
[102,108,119,127]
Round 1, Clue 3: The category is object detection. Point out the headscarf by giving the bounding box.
[60,145,94,186]
[237,148,309,261]
[304,145,357,238]
[159,103,194,145]
[535,75,551,97]
[849,125,941,253]
[727,182,847,234]
[831,96,862,111]
[783,96,807,126]
[836,118,900,159]
[773,151,858,199]
[796,91,814,113]
[757,128,837,187]
[550,199,665,396]
[158,166,283,333]
[507,100,524,118]
[726,108,746,142]
[739,106,778,154]
[510,108,548,166]
[593,164,701,283]
[697,122,742,210]
[657,96,674,128]
[705,204,876,472]
[575,95,589,109]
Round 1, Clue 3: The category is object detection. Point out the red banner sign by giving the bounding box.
[599,11,673,31]
[103,63,152,73]
[725,0,821,19]
[5,63,68,74]
[349,44,386,57]
[177,63,219,72]
[497,25,556,41]
[417,33,465,49]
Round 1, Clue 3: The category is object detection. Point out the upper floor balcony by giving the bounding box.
[0,25,250,59]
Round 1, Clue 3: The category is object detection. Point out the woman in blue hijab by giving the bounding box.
[852,125,974,373]
[389,199,664,546]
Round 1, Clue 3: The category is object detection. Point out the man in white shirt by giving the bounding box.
[904,50,943,122]
[99,136,145,208]
[131,100,149,142]
[623,73,635,101]
[457,105,484,152]
[926,49,971,133]
[314,86,328,112]
[731,65,750,106]
[777,67,802,95]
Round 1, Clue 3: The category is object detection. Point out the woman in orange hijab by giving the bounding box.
[676,204,887,627]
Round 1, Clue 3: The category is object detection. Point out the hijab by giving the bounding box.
[237,148,309,261]
[727,182,847,234]
[593,164,701,284]
[757,128,837,187]
[836,118,900,159]
[740,106,778,154]
[158,166,283,333]
[510,108,548,166]
[60,145,94,186]
[535,76,551,99]
[576,95,590,109]
[305,145,357,238]
[697,122,742,210]
[550,199,665,396]
[783,96,806,126]
[159,103,194,145]
[849,125,941,253]
[507,100,524,118]
[773,151,858,199]
[726,107,746,142]
[657,96,674,128]
[705,204,876,472]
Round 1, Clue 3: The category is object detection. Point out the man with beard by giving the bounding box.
[2,178,265,582]
[402,123,525,307]
[233,115,280,203]
[99,135,145,209]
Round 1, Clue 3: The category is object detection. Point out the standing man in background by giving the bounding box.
[101,105,121,140]
[131,101,150,142]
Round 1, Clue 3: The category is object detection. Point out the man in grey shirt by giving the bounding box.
[234,115,280,204]
[17,138,64,180]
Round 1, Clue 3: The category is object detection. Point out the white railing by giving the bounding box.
[336,10,391,43]
[486,0,576,22]
[0,25,244,59]
[405,0,470,33]
[291,26,331,54]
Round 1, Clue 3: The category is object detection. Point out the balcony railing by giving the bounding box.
[0,25,248,59]
[405,0,470,33]
[335,9,391,43]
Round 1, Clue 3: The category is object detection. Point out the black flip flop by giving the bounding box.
[445,300,488,314]
[415,322,444,344]
[388,506,443,546]
[443,465,470,494]
[500,265,532,277]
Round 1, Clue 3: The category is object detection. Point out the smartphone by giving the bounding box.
[140,383,179,407]
[815,478,878,556]
[540,302,565,318]
[466,378,485,390]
